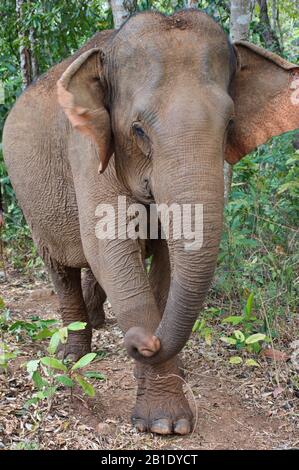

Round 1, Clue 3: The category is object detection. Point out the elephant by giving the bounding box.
[3,10,299,435]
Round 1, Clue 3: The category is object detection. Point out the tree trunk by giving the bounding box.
[230,0,250,41]
[16,0,32,90]
[271,0,277,30]
[257,0,282,53]
[29,27,38,80]
[109,0,137,29]
[275,4,284,51]
[224,0,250,204]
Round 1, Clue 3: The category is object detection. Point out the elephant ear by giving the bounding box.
[57,48,113,173]
[226,41,299,164]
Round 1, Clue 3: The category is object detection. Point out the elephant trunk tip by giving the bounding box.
[124,327,160,360]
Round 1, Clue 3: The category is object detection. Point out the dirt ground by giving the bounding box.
[0,270,298,450]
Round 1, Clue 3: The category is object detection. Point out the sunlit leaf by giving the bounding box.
[67,322,87,331]
[245,334,266,345]
[40,356,67,372]
[71,353,97,371]
[244,292,254,319]
[220,336,237,345]
[48,331,60,354]
[234,330,245,342]
[26,359,40,375]
[245,359,260,367]
[222,316,243,325]
[58,327,68,344]
[229,356,243,364]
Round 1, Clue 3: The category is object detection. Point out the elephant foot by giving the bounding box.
[56,330,92,362]
[132,359,193,435]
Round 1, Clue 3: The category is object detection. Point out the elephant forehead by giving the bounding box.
[112,9,226,41]
[108,29,231,87]
[105,10,230,73]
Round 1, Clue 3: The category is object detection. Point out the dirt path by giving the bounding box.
[0,273,298,450]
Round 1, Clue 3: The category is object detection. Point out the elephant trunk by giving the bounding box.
[124,137,224,365]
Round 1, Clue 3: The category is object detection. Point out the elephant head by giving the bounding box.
[57,10,299,364]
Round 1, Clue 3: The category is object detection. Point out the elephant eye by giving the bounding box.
[227,117,235,130]
[132,122,151,158]
[132,123,146,138]
[225,117,235,137]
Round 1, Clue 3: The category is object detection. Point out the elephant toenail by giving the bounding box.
[174,418,191,435]
[150,419,172,435]
[133,419,147,433]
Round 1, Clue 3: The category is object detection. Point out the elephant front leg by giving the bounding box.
[132,358,193,435]
[49,264,92,361]
[131,240,192,435]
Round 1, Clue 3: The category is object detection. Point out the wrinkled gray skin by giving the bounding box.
[3,10,298,435]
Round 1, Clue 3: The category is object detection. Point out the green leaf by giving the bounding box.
[55,375,74,387]
[0,352,17,363]
[220,336,237,345]
[250,342,262,353]
[192,319,205,333]
[26,359,40,375]
[245,333,266,345]
[234,330,245,342]
[0,297,5,310]
[40,356,67,372]
[34,391,47,400]
[9,321,37,333]
[25,397,40,408]
[67,322,87,331]
[245,359,260,367]
[32,371,46,389]
[74,374,95,397]
[71,353,97,371]
[84,371,106,380]
[33,328,53,340]
[229,356,243,365]
[244,292,254,319]
[222,316,244,326]
[58,327,68,344]
[48,331,61,354]
[192,319,201,333]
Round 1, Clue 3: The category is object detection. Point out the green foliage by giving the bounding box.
[0,341,19,371]
[0,298,105,411]
[193,131,298,362]
[14,440,39,450]
[23,321,105,409]
[217,132,298,325]
[229,356,260,367]
[221,292,265,346]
